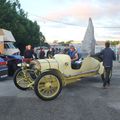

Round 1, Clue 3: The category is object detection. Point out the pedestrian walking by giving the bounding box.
[96,41,116,88]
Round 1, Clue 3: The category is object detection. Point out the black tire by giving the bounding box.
[13,68,29,90]
[8,59,20,76]
[34,71,62,101]
[7,60,16,76]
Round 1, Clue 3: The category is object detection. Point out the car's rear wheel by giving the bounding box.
[34,71,62,101]
[13,68,32,90]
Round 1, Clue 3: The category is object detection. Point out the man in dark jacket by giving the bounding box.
[97,41,116,88]
[47,48,52,58]
[39,48,45,59]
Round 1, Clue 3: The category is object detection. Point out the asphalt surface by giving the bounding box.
[0,62,120,120]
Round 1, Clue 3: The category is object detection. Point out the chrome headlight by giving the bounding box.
[17,63,29,67]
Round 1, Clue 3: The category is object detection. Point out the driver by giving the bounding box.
[68,45,79,63]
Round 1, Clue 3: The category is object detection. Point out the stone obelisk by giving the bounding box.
[81,18,96,55]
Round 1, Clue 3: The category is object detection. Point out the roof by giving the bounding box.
[0,29,15,42]
[0,36,4,42]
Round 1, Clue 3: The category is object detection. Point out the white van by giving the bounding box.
[4,41,20,55]
[0,29,20,55]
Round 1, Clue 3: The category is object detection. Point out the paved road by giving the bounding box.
[0,62,120,120]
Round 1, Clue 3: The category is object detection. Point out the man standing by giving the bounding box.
[24,45,34,59]
[47,48,52,58]
[39,48,45,59]
[97,41,116,88]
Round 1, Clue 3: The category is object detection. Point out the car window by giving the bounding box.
[7,43,16,49]
[4,43,9,49]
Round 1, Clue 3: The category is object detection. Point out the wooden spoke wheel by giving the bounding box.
[34,71,62,101]
[13,68,32,90]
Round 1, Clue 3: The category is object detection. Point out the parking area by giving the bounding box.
[0,62,120,120]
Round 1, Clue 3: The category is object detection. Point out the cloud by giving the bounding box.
[45,1,120,23]
[43,0,120,42]
[20,0,120,42]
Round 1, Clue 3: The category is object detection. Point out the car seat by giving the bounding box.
[71,59,82,69]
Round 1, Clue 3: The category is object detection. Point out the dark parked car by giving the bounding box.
[0,54,22,76]
[0,57,8,79]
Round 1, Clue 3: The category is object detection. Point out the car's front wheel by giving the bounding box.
[13,68,32,90]
[34,71,62,101]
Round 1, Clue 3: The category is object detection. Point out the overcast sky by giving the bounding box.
[19,0,120,43]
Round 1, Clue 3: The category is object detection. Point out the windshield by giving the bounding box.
[4,42,16,49]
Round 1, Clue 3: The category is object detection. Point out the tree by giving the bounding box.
[110,41,120,46]
[66,40,73,44]
[58,40,74,46]
[0,0,47,55]
[58,41,65,46]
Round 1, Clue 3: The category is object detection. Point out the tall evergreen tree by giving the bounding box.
[0,0,47,54]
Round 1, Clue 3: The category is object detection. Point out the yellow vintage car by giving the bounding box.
[14,54,106,101]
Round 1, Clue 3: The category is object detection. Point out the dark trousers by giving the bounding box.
[103,67,112,87]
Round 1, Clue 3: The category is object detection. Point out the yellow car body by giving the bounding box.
[31,54,104,85]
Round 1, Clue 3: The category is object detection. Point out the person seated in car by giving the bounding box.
[68,45,79,63]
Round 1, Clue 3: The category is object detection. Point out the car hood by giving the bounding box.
[31,59,59,71]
